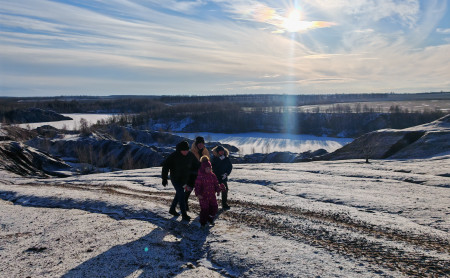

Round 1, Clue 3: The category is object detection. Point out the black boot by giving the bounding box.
[222,190,230,210]
[169,209,180,217]
[182,214,191,221]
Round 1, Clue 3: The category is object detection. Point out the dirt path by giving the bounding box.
[224,200,449,277]
[2,183,449,277]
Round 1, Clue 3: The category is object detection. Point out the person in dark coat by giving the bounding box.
[185,136,210,211]
[211,145,233,210]
[161,141,200,221]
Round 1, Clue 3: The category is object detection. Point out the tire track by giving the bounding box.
[229,199,449,253]
[7,183,449,277]
[46,183,449,276]
[224,200,449,278]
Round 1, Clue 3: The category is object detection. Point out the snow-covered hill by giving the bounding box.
[321,114,450,161]
[1,156,449,277]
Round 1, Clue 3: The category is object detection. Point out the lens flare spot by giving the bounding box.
[283,9,303,32]
[282,8,336,32]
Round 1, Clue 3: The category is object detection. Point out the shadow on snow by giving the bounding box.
[0,191,212,277]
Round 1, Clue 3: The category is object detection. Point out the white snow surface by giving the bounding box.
[1,156,449,277]
[176,132,353,155]
[18,114,114,130]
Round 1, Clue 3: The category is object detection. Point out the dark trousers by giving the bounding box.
[199,198,218,225]
[170,181,187,215]
[185,190,192,210]
[221,181,229,206]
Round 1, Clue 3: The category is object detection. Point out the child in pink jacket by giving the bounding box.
[194,156,225,227]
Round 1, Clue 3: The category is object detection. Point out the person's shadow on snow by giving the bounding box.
[61,219,210,278]
[0,191,211,277]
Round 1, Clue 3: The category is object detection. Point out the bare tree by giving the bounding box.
[79,118,90,136]
[75,144,96,173]
[354,103,362,113]
[362,138,377,163]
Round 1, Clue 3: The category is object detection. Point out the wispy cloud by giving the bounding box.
[306,0,420,27]
[436,28,450,34]
[211,0,336,33]
[136,0,208,14]
[0,0,449,96]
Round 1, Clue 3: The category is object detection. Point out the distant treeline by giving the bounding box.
[0,97,166,115]
[103,105,446,138]
[1,92,448,114]
[1,93,448,138]
[158,92,450,106]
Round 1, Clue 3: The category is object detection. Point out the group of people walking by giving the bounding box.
[161,136,232,226]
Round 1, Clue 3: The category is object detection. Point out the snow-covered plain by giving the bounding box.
[1,156,449,277]
[177,132,352,155]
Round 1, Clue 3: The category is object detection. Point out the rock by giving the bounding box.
[0,141,71,177]
[185,262,196,269]
[0,125,36,141]
[26,133,165,172]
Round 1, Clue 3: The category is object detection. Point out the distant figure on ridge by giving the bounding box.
[194,156,225,227]
[185,136,210,211]
[161,141,200,221]
[211,145,233,210]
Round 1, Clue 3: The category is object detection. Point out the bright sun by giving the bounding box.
[283,9,304,32]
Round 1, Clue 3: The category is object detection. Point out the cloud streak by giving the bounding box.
[0,0,449,96]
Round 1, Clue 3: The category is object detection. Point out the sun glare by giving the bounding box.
[283,9,303,32]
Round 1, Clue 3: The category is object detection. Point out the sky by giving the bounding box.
[0,0,449,97]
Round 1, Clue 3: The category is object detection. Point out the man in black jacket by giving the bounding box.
[161,141,200,221]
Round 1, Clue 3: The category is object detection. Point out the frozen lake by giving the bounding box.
[176,132,353,155]
[18,114,114,130]
[14,115,353,154]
